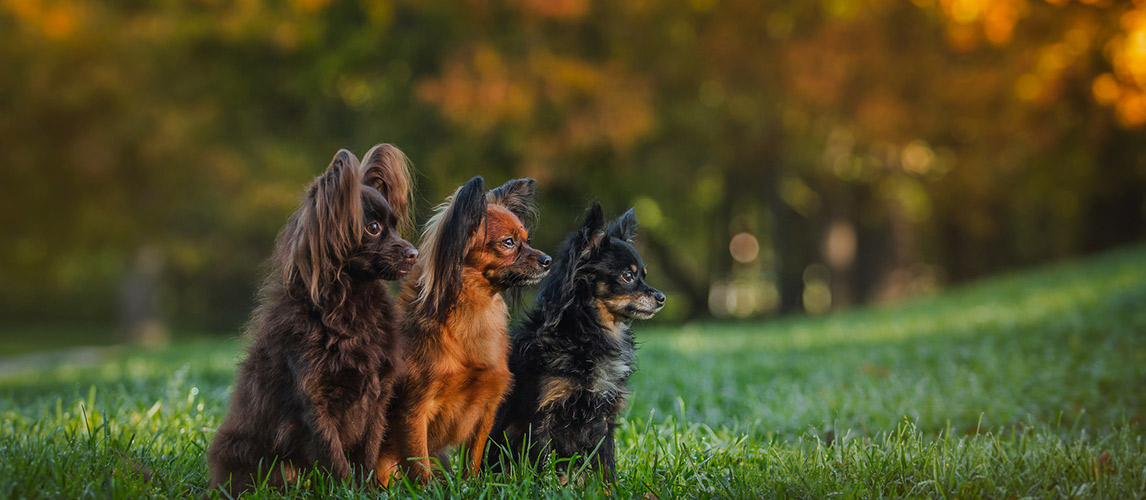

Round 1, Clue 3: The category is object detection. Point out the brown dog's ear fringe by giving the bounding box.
[284,149,363,307]
[488,178,538,230]
[361,143,415,237]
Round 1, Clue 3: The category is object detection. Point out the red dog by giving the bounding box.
[376,177,550,484]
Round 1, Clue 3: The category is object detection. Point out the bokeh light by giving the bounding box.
[729,233,760,264]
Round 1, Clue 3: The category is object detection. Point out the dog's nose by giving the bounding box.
[403,247,419,263]
[653,291,666,306]
[538,254,552,269]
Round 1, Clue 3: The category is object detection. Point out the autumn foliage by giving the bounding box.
[1,0,1144,330]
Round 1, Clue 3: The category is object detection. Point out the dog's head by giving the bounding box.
[479,178,551,289]
[280,145,417,305]
[416,177,550,319]
[561,203,665,321]
[347,144,419,281]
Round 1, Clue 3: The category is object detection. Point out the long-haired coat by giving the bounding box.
[486,203,665,481]
[375,176,551,484]
[207,145,416,496]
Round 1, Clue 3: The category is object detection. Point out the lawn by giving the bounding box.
[2,246,1145,499]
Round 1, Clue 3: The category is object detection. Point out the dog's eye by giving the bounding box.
[365,221,382,237]
[501,237,516,249]
[620,270,634,283]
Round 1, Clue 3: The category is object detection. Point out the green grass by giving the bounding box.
[3,246,1146,499]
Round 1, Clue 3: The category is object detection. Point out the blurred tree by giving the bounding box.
[406,0,1146,316]
[1,0,1143,333]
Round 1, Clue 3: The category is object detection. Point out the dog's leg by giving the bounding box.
[296,370,351,479]
[375,448,399,487]
[461,367,513,477]
[597,428,618,483]
[398,407,433,483]
[540,410,576,481]
[347,415,384,487]
[464,393,506,477]
[302,420,350,480]
[362,402,386,473]
[375,403,409,487]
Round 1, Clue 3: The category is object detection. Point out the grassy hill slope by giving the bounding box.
[2,246,1145,498]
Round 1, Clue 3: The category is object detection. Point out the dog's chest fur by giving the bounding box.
[587,321,635,397]
[419,289,513,451]
[536,315,636,416]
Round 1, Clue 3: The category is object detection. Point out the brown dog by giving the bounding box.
[375,176,550,485]
[207,145,415,496]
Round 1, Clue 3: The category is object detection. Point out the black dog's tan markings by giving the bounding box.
[206,145,415,497]
[486,203,665,481]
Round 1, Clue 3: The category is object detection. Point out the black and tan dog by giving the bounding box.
[207,145,415,496]
[486,203,665,481]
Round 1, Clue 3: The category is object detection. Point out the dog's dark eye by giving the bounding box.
[502,237,516,249]
[365,221,382,237]
[620,270,634,284]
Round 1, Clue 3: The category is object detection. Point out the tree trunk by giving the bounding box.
[118,245,168,346]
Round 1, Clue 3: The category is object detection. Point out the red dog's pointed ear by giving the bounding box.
[285,149,363,305]
[488,178,538,229]
[361,143,414,236]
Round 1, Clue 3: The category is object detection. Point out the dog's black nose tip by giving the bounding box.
[654,291,666,305]
[538,254,552,269]
[403,247,419,263]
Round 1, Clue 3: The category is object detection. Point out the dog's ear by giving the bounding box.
[574,202,607,257]
[607,207,638,243]
[419,176,487,319]
[488,178,538,229]
[287,149,363,305]
[361,143,414,236]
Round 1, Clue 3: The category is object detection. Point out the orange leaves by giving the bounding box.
[417,45,654,154]
[416,46,535,131]
[922,0,1146,127]
[1050,2,1146,126]
[3,0,84,40]
[518,0,589,20]
[933,0,1030,51]
[1094,5,1146,126]
[783,23,856,109]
